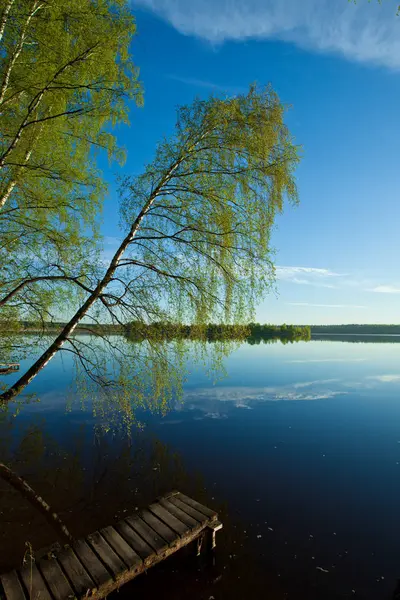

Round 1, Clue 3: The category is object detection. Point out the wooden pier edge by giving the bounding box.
[0,491,223,600]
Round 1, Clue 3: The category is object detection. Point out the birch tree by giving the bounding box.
[0,0,142,336]
[0,85,301,406]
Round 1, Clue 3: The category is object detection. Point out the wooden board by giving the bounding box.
[57,547,96,597]
[0,571,26,600]
[19,563,52,600]
[100,526,142,570]
[149,502,189,537]
[176,493,217,520]
[72,539,110,588]
[1,492,222,600]
[126,516,168,555]
[159,499,199,531]
[140,510,176,544]
[86,531,125,578]
[38,559,74,600]
[168,495,209,523]
[115,520,154,562]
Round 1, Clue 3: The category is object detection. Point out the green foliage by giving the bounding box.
[247,322,311,343]
[1,85,301,423]
[0,0,142,350]
[125,321,311,344]
[119,84,300,329]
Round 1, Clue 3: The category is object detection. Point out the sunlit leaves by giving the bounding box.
[0,0,142,348]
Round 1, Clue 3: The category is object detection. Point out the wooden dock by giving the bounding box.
[0,491,223,600]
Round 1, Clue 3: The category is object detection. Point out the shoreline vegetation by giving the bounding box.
[3,322,400,342]
[0,321,400,344]
[310,324,400,334]
[3,322,400,341]
[1,321,311,343]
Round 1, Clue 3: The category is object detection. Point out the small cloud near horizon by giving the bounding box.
[368,285,400,294]
[287,302,367,309]
[276,266,344,289]
[367,374,400,383]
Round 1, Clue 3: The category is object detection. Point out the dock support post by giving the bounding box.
[196,532,205,556]
[207,520,223,551]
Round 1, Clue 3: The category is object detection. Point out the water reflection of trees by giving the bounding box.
[0,417,207,573]
[1,335,243,431]
[312,334,400,344]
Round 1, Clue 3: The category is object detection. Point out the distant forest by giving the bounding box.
[125,322,312,343]
[4,321,311,343]
[7,322,400,341]
[310,324,400,334]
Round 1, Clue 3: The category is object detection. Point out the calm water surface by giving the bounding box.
[1,339,400,599]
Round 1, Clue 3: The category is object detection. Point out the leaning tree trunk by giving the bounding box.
[0,462,73,544]
[0,0,16,45]
[0,234,132,401]
[0,151,185,402]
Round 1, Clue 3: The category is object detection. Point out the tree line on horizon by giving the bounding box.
[311,324,400,334]
[125,321,311,343]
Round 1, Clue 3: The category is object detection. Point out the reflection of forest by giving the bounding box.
[0,418,207,572]
[312,334,400,343]
[1,416,398,599]
[0,417,288,600]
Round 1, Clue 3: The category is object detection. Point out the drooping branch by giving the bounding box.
[0,149,189,402]
[1,87,300,404]
[0,275,95,306]
[0,462,73,544]
[0,44,99,173]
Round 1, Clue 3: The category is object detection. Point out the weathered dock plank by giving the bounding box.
[149,502,189,536]
[38,558,75,600]
[126,515,168,554]
[57,546,96,596]
[168,495,209,523]
[20,563,52,600]
[140,509,176,544]
[100,526,141,569]
[159,498,199,530]
[86,531,125,578]
[0,571,25,600]
[72,539,110,588]
[177,492,218,519]
[0,492,222,600]
[115,519,154,562]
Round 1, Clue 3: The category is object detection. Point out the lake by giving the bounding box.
[1,337,400,599]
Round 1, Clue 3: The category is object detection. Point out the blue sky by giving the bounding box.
[100,0,400,325]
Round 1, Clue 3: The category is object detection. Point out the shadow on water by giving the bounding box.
[0,416,290,600]
[2,415,398,600]
[0,415,362,600]
[312,334,400,344]
[3,339,400,599]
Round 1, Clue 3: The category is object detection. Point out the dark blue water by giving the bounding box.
[2,339,400,599]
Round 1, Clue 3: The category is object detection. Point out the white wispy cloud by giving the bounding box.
[183,384,347,411]
[276,266,344,288]
[368,285,400,294]
[287,302,367,309]
[292,378,339,388]
[167,74,246,94]
[287,358,366,363]
[367,374,400,383]
[133,0,400,69]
